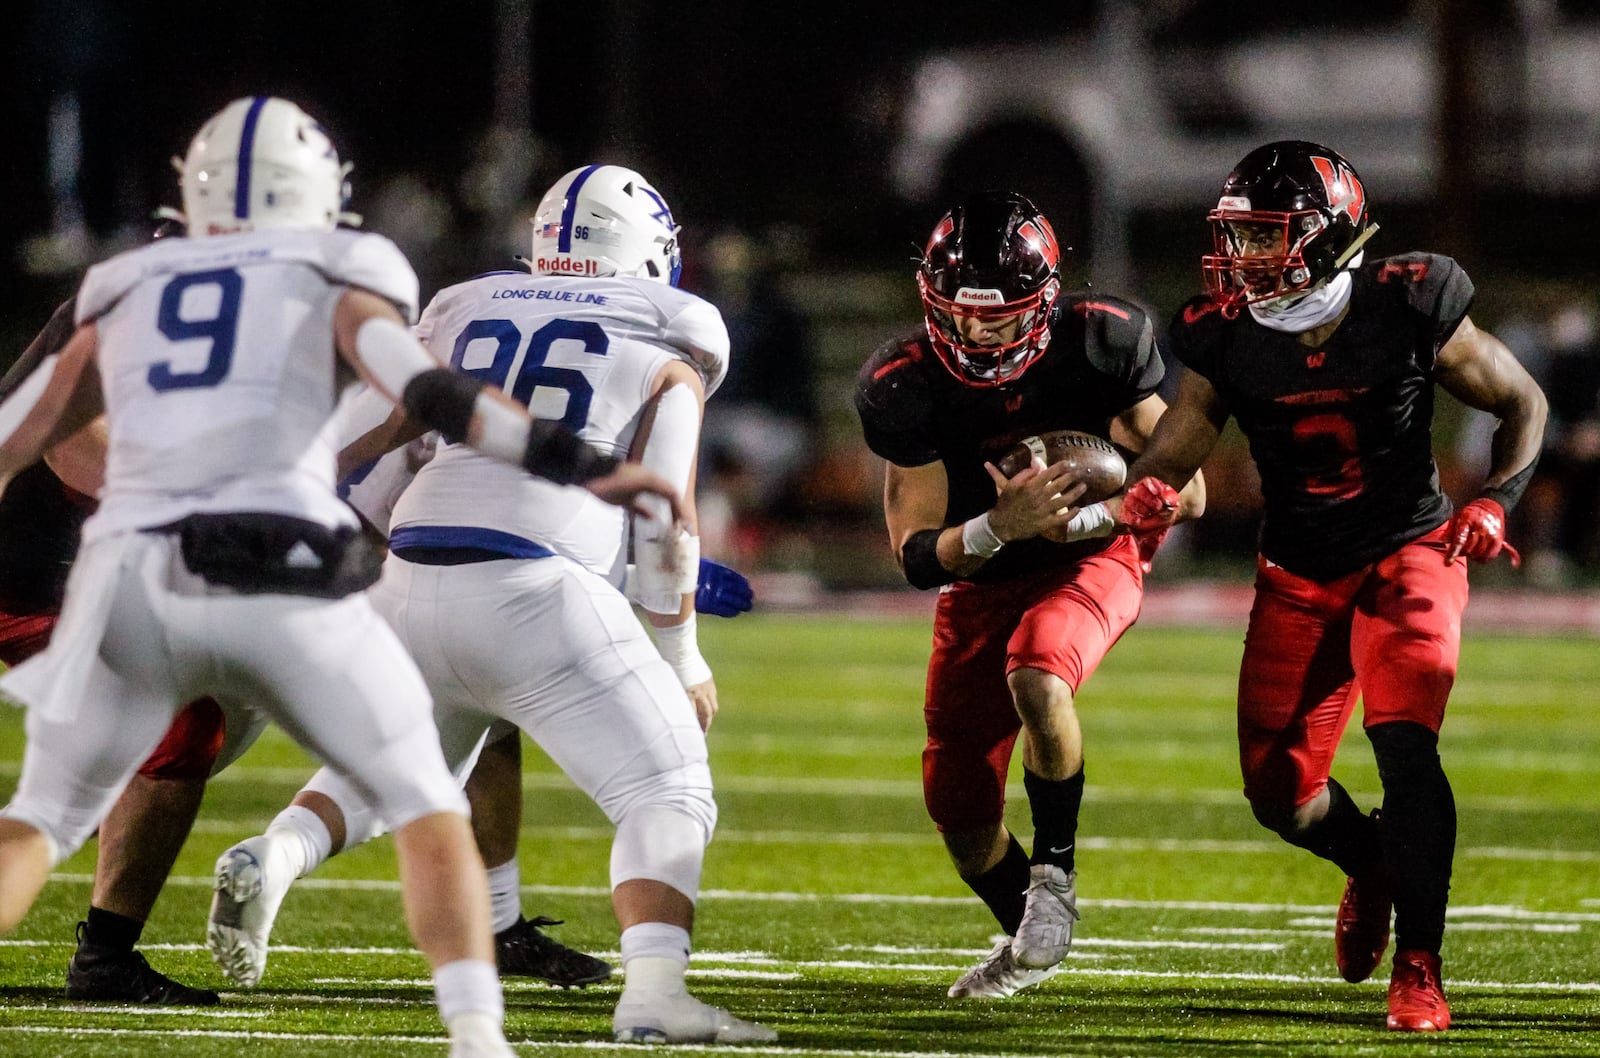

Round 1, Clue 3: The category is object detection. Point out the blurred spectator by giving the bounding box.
[693,227,822,564]
[1461,301,1600,586]
[1534,304,1600,582]
[17,0,144,275]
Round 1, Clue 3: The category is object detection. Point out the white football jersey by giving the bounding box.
[75,229,419,542]
[389,272,728,580]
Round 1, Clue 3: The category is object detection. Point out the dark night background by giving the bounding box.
[4,0,1599,587]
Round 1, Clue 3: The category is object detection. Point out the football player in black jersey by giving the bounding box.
[855,191,1203,998]
[1121,142,1547,1032]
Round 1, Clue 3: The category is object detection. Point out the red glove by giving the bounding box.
[1117,477,1180,574]
[1443,497,1521,568]
[1117,476,1181,535]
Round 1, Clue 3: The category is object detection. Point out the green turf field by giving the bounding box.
[1,614,1596,1057]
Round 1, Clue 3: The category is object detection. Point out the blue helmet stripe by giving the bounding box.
[557,164,602,253]
[234,96,270,220]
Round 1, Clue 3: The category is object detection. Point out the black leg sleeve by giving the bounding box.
[961,834,1032,936]
[1368,720,1456,955]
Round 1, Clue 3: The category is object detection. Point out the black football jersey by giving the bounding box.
[1169,252,1470,580]
[0,299,93,614]
[856,292,1164,584]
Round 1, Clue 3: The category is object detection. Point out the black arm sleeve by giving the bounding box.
[901,528,958,590]
[1482,456,1539,513]
[520,419,620,486]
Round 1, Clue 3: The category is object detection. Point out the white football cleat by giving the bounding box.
[612,989,777,1043]
[947,938,1058,998]
[1011,864,1079,969]
[207,836,294,987]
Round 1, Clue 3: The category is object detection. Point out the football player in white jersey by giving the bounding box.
[0,100,680,1058]
[206,164,776,1045]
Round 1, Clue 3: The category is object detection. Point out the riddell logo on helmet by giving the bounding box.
[954,287,1005,305]
[1218,196,1251,210]
[537,256,599,276]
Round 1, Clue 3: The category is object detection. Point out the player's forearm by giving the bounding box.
[1480,388,1547,511]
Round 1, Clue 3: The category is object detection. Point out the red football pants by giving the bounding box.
[922,535,1143,832]
[0,607,224,780]
[1237,524,1468,814]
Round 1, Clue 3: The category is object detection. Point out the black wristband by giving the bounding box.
[1481,455,1539,514]
[901,528,958,590]
[401,368,480,444]
[521,419,620,485]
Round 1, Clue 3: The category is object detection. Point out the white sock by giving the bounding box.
[264,805,334,878]
[433,958,504,1025]
[620,923,691,995]
[485,859,521,935]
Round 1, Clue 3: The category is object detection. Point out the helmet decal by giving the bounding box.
[1310,155,1366,225]
[232,96,269,221]
[556,164,602,253]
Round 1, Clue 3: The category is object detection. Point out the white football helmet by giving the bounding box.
[178,96,352,236]
[530,165,682,285]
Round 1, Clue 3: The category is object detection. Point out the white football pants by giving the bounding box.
[0,533,466,861]
[301,553,716,897]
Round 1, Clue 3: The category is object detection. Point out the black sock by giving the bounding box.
[962,835,1031,935]
[1369,721,1455,955]
[1279,776,1384,879]
[80,907,144,954]
[1024,766,1085,873]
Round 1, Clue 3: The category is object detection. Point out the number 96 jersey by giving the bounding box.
[75,229,419,544]
[390,271,729,581]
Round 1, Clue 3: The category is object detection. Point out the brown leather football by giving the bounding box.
[994,429,1126,504]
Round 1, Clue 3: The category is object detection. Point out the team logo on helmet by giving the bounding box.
[1310,156,1366,225]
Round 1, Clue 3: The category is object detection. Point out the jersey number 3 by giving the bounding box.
[150,268,243,391]
[449,317,609,431]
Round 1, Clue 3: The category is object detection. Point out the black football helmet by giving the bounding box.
[917,190,1062,387]
[1202,140,1374,312]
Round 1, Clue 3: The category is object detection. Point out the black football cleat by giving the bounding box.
[495,915,612,988]
[67,924,220,1006]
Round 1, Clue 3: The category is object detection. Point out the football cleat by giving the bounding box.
[495,915,612,987]
[612,989,777,1043]
[207,836,294,988]
[67,923,219,1005]
[1011,864,1079,969]
[1335,871,1392,983]
[947,938,1058,998]
[446,1011,518,1058]
[1387,949,1451,1032]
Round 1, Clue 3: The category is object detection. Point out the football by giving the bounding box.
[994,429,1126,504]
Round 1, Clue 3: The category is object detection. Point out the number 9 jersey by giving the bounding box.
[74,229,419,544]
[389,271,728,582]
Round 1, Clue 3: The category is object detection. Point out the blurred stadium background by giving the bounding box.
[4,0,1600,607]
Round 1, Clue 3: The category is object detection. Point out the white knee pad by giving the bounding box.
[609,799,716,902]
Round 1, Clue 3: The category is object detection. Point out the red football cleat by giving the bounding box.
[1387,949,1451,1032]
[1334,872,1392,982]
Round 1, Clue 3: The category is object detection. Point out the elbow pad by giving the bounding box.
[901,528,958,590]
[400,368,480,443]
[521,419,618,485]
